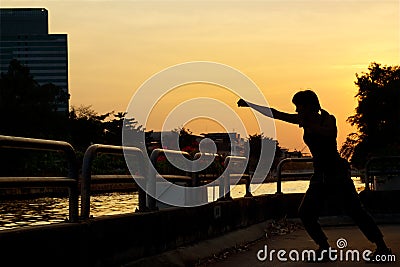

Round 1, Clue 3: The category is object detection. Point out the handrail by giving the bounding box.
[364,156,400,191]
[80,144,146,219]
[0,135,79,222]
[149,148,192,165]
[276,157,314,194]
[192,152,222,187]
[220,156,250,200]
[192,153,251,200]
[148,148,192,210]
[191,152,222,203]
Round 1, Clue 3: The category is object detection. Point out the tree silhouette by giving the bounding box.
[0,60,147,176]
[69,106,143,150]
[340,62,400,168]
[68,105,108,151]
[247,133,282,174]
[0,60,70,176]
[0,59,68,139]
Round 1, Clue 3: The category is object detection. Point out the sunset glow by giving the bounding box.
[1,0,399,152]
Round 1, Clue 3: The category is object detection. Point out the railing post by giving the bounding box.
[191,153,200,203]
[65,145,79,223]
[146,160,157,211]
[275,157,314,195]
[244,172,253,197]
[81,145,96,219]
[218,172,225,200]
[276,159,285,195]
[224,162,232,200]
[364,158,372,191]
[81,144,147,219]
[219,156,248,200]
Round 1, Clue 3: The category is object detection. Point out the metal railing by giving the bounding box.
[1,135,256,223]
[364,156,400,191]
[276,157,314,194]
[219,156,252,200]
[80,144,147,219]
[192,153,252,200]
[0,135,79,222]
[192,152,222,186]
[148,148,193,210]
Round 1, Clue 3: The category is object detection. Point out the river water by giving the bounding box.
[0,178,365,231]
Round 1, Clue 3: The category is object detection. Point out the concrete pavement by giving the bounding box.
[125,218,399,267]
[197,223,399,267]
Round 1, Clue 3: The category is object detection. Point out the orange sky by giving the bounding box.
[2,0,399,153]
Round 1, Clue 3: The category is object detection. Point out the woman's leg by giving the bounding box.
[298,183,329,248]
[340,182,388,250]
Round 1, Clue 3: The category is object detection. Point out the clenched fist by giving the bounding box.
[237,99,249,107]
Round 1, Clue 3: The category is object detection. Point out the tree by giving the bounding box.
[172,127,199,156]
[0,59,68,139]
[247,133,282,174]
[0,60,70,176]
[69,106,144,148]
[340,62,400,168]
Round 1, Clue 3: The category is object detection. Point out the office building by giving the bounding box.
[0,8,69,112]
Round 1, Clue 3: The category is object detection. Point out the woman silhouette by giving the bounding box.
[238,90,390,262]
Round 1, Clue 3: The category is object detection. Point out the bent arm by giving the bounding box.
[241,100,299,125]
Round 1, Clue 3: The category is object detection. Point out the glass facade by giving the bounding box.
[0,8,69,112]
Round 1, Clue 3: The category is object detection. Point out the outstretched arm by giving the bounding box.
[237,99,299,125]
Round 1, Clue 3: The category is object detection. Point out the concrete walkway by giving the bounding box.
[197,223,399,267]
[125,219,399,267]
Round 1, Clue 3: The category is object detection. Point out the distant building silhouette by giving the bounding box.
[145,131,203,152]
[0,8,69,112]
[144,131,246,156]
[202,132,245,156]
[279,148,303,158]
